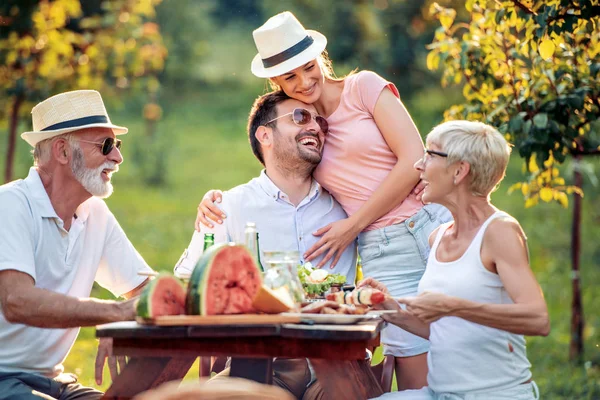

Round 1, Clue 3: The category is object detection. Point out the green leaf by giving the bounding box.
[508,115,523,133]
[523,119,533,135]
[533,113,548,128]
[533,127,547,141]
[566,95,584,110]
[554,150,566,163]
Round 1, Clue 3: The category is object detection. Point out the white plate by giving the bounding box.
[282,312,381,325]
[365,310,397,317]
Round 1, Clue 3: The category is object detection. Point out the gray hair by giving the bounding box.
[33,132,79,166]
[426,120,511,196]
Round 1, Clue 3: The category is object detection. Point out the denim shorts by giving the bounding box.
[373,381,540,400]
[358,204,451,357]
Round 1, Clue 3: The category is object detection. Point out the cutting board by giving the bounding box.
[137,313,302,326]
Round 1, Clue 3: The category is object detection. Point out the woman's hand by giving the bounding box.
[411,180,427,203]
[357,277,389,295]
[195,190,225,231]
[304,218,361,269]
[359,277,430,338]
[397,291,457,323]
[357,277,397,311]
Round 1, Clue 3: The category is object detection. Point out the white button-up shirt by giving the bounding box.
[0,168,153,377]
[175,170,357,283]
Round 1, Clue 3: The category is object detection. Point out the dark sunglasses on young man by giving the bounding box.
[78,137,122,156]
[266,108,329,134]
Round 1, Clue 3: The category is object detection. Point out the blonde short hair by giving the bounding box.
[426,120,511,196]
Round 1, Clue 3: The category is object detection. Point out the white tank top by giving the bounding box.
[418,211,532,393]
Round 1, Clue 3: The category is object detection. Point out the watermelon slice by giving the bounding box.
[186,243,262,315]
[137,274,186,319]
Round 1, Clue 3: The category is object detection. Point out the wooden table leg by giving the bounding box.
[310,358,384,400]
[102,356,196,399]
[230,357,273,385]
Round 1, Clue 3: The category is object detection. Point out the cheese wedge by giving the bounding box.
[252,285,295,314]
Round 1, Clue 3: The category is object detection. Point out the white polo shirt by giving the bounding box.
[0,168,153,377]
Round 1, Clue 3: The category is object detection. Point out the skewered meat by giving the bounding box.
[325,288,385,306]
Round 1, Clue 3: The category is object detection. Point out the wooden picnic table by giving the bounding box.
[96,319,386,399]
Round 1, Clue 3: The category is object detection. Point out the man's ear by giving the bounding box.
[53,139,70,165]
[454,161,471,185]
[255,125,273,148]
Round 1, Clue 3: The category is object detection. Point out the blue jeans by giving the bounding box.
[0,372,102,400]
[358,204,451,357]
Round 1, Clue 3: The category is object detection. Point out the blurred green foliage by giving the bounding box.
[428,0,600,206]
[0,0,166,181]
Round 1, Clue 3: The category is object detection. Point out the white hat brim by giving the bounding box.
[21,123,128,147]
[251,30,327,78]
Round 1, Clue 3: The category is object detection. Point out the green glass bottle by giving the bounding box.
[244,222,264,272]
[203,233,215,251]
[255,232,265,272]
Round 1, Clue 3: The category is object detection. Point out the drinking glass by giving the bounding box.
[262,250,305,306]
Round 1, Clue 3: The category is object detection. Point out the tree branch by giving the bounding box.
[511,0,537,15]
[571,149,600,156]
[501,33,522,113]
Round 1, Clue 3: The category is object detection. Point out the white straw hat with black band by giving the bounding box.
[251,11,327,78]
[21,90,128,147]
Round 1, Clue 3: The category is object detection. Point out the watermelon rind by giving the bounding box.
[185,242,260,315]
[136,274,184,319]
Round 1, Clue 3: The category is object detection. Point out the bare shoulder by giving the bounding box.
[482,214,529,265]
[486,214,527,244]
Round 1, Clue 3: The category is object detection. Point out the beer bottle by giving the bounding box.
[203,233,215,251]
[355,256,364,284]
[244,222,264,272]
[255,232,265,272]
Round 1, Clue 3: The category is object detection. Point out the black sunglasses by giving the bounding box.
[266,108,329,134]
[79,137,122,156]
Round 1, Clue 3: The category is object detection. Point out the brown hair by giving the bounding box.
[247,90,291,165]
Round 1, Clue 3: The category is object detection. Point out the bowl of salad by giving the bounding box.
[297,263,347,299]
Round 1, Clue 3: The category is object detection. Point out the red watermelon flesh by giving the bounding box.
[191,244,262,315]
[137,275,186,319]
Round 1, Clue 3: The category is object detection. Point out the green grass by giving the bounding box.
[2,84,599,398]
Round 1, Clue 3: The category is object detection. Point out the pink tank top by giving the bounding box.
[313,71,422,231]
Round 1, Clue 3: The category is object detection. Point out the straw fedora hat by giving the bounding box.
[21,90,128,147]
[251,11,327,78]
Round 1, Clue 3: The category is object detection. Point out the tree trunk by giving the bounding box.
[4,94,25,183]
[569,156,584,361]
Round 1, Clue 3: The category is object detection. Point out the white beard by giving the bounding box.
[70,146,118,198]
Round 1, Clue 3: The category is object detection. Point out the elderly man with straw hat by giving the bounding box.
[0,90,155,399]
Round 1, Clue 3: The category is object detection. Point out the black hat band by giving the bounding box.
[42,115,109,131]
[261,35,314,68]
